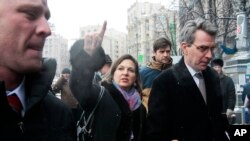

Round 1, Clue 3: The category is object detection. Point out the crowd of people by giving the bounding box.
[1,0,249,141]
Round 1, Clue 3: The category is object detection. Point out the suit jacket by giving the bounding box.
[145,57,229,141]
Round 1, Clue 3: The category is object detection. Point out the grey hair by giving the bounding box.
[179,18,217,45]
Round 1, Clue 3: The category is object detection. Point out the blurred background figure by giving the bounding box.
[242,82,250,124]
[52,68,79,122]
[140,37,172,111]
[211,58,236,124]
[93,54,112,84]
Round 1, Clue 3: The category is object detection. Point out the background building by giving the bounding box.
[43,23,70,78]
[127,2,179,65]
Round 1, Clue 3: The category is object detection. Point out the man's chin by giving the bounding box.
[23,62,43,73]
[161,60,169,64]
[200,66,208,71]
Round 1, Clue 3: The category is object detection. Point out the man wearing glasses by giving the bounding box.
[145,18,229,141]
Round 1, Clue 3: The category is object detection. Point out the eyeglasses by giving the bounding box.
[191,44,216,54]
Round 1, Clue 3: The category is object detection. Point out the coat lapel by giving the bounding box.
[174,57,207,107]
[202,68,222,113]
[25,58,57,112]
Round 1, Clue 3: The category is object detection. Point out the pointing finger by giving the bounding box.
[99,21,107,39]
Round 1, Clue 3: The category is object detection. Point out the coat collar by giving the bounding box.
[0,58,56,113]
[173,57,215,86]
[25,58,56,112]
[147,57,173,70]
[173,57,216,107]
[102,81,132,114]
[173,57,194,84]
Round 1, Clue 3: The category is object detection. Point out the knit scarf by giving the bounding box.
[147,57,173,70]
[112,81,141,111]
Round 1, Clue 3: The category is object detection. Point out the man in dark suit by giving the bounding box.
[145,18,229,141]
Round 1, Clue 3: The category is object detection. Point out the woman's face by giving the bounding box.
[113,59,136,91]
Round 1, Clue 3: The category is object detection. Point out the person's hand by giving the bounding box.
[84,21,107,56]
[226,109,234,118]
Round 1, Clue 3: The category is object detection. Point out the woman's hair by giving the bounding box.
[102,54,142,94]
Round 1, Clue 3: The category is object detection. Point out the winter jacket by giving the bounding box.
[139,58,172,111]
[102,81,146,141]
[145,57,229,141]
[242,82,250,108]
[52,76,78,108]
[219,73,236,112]
[0,58,76,141]
[242,83,250,101]
[69,39,146,141]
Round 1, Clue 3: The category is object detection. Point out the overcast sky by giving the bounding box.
[48,0,172,39]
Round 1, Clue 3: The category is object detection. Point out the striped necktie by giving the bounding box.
[7,94,23,114]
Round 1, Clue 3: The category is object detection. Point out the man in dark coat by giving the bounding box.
[0,0,76,140]
[145,18,229,141]
[211,58,236,120]
[242,82,250,124]
[242,83,250,106]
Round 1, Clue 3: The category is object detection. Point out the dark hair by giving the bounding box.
[153,37,172,52]
[61,68,71,74]
[102,54,142,94]
[105,54,112,65]
[211,58,224,67]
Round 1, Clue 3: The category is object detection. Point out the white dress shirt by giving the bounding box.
[6,78,26,116]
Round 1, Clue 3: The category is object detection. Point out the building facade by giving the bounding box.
[127,2,178,65]
[43,24,70,78]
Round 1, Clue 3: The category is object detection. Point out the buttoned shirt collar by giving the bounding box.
[185,63,201,86]
[6,77,26,116]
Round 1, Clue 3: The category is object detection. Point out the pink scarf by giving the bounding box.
[113,81,141,111]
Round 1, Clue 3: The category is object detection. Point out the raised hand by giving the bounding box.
[84,21,107,56]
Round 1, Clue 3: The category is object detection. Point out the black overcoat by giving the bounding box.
[0,58,76,141]
[145,57,229,141]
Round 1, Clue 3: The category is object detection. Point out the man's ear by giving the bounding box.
[181,42,189,55]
